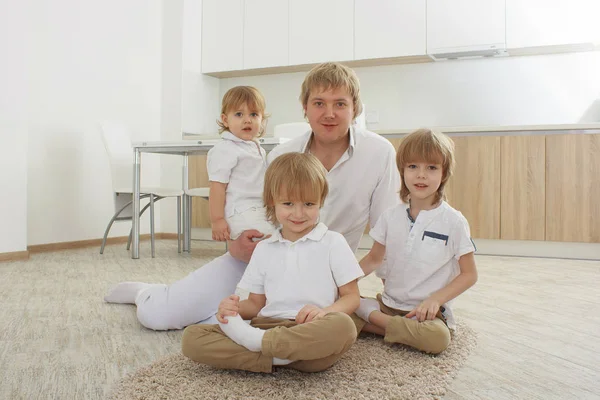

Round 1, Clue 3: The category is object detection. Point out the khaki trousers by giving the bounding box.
[181,312,358,373]
[363,294,451,354]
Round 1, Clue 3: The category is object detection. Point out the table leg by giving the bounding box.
[132,149,141,259]
[182,154,190,252]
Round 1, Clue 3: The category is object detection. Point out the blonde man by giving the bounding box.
[104,62,399,331]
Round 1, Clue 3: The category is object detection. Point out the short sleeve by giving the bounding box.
[237,241,267,294]
[451,213,476,260]
[207,143,237,183]
[369,209,391,246]
[328,233,364,287]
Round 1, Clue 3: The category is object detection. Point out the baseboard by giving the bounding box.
[359,236,600,261]
[26,233,179,254]
[0,250,30,262]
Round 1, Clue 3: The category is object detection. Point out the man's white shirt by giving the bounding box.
[207,131,266,218]
[267,127,400,252]
[237,223,364,320]
[370,201,475,329]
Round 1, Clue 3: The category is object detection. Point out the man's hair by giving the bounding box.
[299,62,363,120]
[217,86,269,136]
[396,128,455,204]
[264,153,329,225]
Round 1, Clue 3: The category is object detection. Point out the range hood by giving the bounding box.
[428,43,509,61]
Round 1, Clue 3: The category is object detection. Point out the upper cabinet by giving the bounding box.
[201,0,244,73]
[289,0,354,65]
[506,0,600,49]
[427,0,506,55]
[354,0,426,60]
[243,0,289,70]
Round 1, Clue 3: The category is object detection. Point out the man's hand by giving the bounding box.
[228,229,268,263]
[405,297,441,322]
[211,218,230,241]
[295,304,328,324]
[217,295,240,324]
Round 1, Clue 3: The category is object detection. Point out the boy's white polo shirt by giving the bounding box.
[237,223,364,320]
[207,131,267,218]
[267,127,400,252]
[370,202,475,329]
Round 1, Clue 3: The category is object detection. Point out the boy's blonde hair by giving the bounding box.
[300,62,363,120]
[396,128,455,205]
[263,153,329,225]
[217,86,269,136]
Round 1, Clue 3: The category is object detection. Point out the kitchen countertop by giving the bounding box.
[183,123,600,139]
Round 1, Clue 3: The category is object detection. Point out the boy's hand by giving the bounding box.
[211,218,230,241]
[406,298,441,322]
[295,304,328,324]
[217,295,240,323]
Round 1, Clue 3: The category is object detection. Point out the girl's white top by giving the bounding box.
[206,131,267,218]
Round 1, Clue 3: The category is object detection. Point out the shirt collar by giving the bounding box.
[264,222,329,244]
[222,130,257,144]
[404,201,447,223]
[301,126,356,157]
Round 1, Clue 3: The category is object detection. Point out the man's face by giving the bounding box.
[304,86,354,145]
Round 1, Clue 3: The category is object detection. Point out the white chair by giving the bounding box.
[183,186,210,250]
[99,121,184,257]
[274,122,311,140]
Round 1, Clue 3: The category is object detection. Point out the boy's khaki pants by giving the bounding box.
[358,294,451,354]
[182,312,359,373]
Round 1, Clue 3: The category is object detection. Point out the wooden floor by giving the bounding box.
[357,252,600,400]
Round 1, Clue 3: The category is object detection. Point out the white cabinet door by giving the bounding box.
[354,0,426,60]
[289,0,353,65]
[202,0,244,73]
[427,0,506,54]
[506,0,600,48]
[244,0,289,69]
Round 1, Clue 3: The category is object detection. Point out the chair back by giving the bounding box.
[273,122,311,140]
[100,121,134,194]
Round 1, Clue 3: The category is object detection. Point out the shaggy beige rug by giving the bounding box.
[108,323,476,400]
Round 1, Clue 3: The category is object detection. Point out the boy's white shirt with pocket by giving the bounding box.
[237,223,364,320]
[370,201,475,329]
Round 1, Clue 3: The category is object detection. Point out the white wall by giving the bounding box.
[0,1,29,253]
[27,0,165,245]
[219,51,600,132]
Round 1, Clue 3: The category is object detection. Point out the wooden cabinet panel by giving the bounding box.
[445,136,501,239]
[500,136,546,240]
[189,155,211,228]
[546,134,600,243]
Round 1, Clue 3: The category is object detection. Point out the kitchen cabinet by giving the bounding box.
[545,134,600,243]
[426,0,506,55]
[445,136,501,240]
[289,0,354,65]
[201,0,244,73]
[506,0,600,49]
[189,155,211,228]
[354,0,426,60]
[500,136,546,241]
[243,0,289,69]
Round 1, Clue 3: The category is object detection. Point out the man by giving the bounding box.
[104,62,400,330]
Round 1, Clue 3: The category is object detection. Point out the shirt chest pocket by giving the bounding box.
[418,231,451,263]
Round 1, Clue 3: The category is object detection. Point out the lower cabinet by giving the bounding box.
[445,136,501,240]
[546,134,600,243]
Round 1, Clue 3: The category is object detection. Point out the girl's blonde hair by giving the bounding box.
[300,62,363,120]
[396,128,455,205]
[263,153,329,225]
[217,86,269,136]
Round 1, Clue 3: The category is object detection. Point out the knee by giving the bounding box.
[421,324,451,354]
[181,325,211,361]
[137,306,172,331]
[326,312,358,347]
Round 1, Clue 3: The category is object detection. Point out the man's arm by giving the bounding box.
[228,230,266,263]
